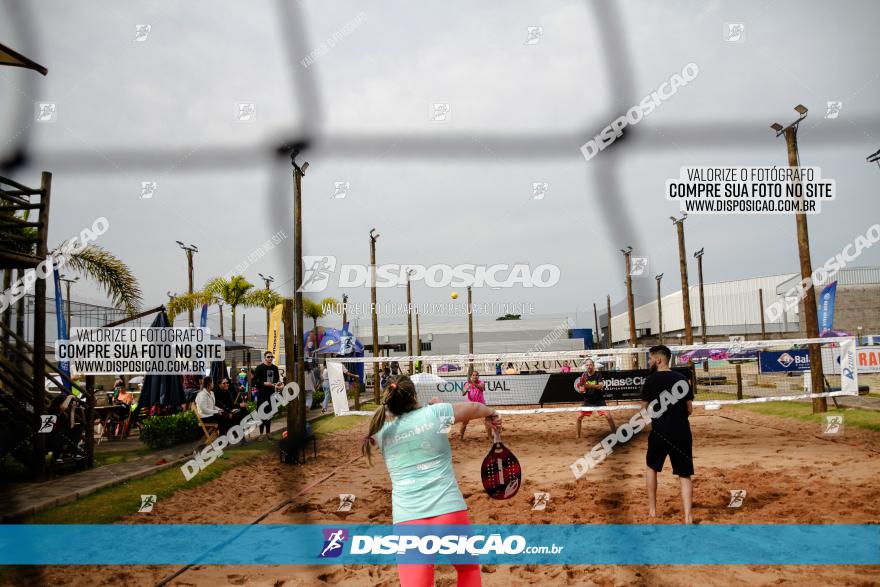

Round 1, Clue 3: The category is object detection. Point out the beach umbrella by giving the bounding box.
[138,310,186,412]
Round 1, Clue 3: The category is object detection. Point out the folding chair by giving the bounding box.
[191,403,220,443]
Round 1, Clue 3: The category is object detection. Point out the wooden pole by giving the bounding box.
[186,249,194,326]
[32,171,51,478]
[606,294,613,349]
[673,216,694,345]
[759,288,766,339]
[735,364,743,400]
[467,286,474,373]
[695,251,707,344]
[783,125,825,413]
[656,274,664,344]
[415,309,421,356]
[622,249,637,368]
[369,230,380,403]
[406,272,414,373]
[282,299,301,434]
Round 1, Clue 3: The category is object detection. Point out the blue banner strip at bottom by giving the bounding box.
[0,524,877,565]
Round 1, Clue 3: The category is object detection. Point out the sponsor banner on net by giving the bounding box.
[0,524,876,565]
[55,327,223,374]
[413,374,550,407]
[666,166,836,214]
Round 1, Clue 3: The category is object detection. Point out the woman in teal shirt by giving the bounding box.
[363,375,501,587]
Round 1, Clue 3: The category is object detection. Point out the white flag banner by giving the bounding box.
[839,338,858,395]
[327,361,350,415]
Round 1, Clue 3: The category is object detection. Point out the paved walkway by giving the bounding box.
[0,409,327,522]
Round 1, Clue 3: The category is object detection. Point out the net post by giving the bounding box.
[735,364,743,400]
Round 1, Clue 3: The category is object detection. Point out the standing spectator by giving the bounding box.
[561,360,572,373]
[304,360,316,411]
[321,364,331,413]
[252,352,282,440]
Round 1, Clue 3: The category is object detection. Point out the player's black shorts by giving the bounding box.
[646,429,693,477]
[581,392,606,407]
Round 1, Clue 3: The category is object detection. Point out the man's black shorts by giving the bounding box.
[646,429,693,477]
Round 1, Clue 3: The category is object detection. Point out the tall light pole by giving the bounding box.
[58,275,78,338]
[593,303,600,349]
[694,248,709,372]
[620,246,638,367]
[670,214,693,345]
[415,308,422,357]
[772,104,825,413]
[175,241,198,326]
[341,293,348,326]
[406,269,414,373]
[369,228,381,403]
[606,294,612,349]
[655,273,664,344]
[291,150,309,437]
[694,249,707,344]
[258,272,274,339]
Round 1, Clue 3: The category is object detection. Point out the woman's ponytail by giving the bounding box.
[361,375,418,465]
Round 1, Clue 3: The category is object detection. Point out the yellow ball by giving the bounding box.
[451,291,458,300]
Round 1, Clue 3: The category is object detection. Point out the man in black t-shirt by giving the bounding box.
[252,351,282,440]
[640,344,694,524]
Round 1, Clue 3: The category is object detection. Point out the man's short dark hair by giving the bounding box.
[264,351,273,358]
[649,345,672,363]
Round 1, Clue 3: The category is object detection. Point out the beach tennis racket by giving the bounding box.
[481,428,521,500]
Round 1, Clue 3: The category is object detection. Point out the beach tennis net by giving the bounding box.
[325,336,861,416]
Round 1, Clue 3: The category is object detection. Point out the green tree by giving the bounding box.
[59,244,143,317]
[203,276,257,341]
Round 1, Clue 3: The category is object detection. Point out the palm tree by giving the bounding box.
[59,244,143,317]
[166,290,215,326]
[203,275,257,341]
[303,297,339,351]
[248,288,284,317]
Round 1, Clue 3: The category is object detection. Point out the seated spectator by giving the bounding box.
[112,378,125,401]
[561,360,572,373]
[195,376,235,434]
[504,362,519,375]
[183,373,203,405]
[214,377,247,432]
[115,388,134,406]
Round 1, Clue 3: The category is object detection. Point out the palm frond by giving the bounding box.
[166,291,215,321]
[246,288,283,310]
[59,244,143,316]
[203,275,255,307]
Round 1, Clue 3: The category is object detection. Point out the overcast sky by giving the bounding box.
[2,0,879,338]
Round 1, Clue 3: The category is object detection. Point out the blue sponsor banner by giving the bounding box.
[0,524,877,565]
[199,303,209,328]
[819,281,838,335]
[759,349,811,373]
